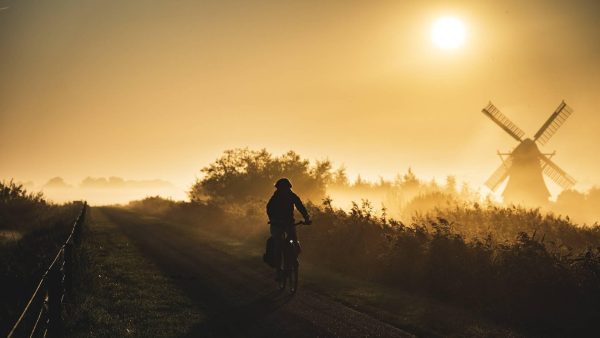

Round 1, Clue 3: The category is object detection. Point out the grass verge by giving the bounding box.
[65,208,205,337]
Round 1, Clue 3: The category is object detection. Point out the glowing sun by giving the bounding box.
[431,17,466,49]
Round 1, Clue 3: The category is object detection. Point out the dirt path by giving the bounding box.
[99,207,414,337]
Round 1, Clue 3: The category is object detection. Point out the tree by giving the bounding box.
[445,176,457,194]
[331,167,350,187]
[189,148,331,203]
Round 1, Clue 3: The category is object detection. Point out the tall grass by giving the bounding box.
[302,201,600,333]
[416,200,600,251]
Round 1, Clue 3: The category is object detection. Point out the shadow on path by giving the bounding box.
[184,289,294,337]
[101,207,413,338]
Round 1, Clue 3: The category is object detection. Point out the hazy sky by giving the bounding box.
[1,0,599,199]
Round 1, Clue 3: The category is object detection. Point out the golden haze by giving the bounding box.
[1,0,599,203]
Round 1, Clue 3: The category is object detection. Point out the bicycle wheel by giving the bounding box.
[278,269,286,290]
[289,266,298,294]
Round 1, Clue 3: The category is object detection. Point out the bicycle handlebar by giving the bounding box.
[267,220,311,226]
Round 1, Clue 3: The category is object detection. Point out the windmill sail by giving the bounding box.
[533,101,573,146]
[481,102,526,142]
[539,155,576,189]
[485,156,513,191]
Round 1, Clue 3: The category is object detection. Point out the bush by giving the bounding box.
[0,180,48,231]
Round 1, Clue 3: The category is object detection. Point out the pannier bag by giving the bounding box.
[263,236,277,268]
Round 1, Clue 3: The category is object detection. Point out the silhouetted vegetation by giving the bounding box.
[328,168,477,219]
[188,149,483,221]
[129,192,600,334]
[127,149,600,334]
[0,180,81,335]
[417,202,600,251]
[302,201,600,334]
[1,180,47,231]
[189,148,331,203]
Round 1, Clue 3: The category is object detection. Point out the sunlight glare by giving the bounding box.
[431,17,466,49]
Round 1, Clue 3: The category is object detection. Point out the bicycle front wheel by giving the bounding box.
[289,266,298,293]
[278,269,286,290]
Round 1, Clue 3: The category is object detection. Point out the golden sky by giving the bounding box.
[1,0,599,199]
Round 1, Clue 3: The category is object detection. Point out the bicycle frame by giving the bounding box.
[269,220,305,293]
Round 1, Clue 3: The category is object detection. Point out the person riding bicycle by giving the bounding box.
[267,178,311,280]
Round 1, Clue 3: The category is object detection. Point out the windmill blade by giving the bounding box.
[533,101,573,146]
[485,156,513,191]
[539,155,576,189]
[481,102,526,142]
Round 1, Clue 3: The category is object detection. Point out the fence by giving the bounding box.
[7,202,87,338]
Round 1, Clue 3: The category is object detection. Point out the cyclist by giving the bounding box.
[266,178,311,280]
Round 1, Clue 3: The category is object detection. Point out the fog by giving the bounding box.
[1,0,599,198]
[35,176,186,205]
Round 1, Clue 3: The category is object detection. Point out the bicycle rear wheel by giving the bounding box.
[278,269,286,290]
[289,266,298,293]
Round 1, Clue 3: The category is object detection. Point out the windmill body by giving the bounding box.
[481,102,576,206]
[502,139,550,205]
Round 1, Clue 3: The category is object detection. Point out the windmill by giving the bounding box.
[481,101,576,205]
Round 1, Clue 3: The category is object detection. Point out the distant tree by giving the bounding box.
[43,177,70,188]
[331,167,350,187]
[81,177,109,188]
[353,175,370,189]
[0,180,45,205]
[587,187,600,207]
[445,176,457,194]
[108,176,125,186]
[399,167,419,190]
[555,189,586,217]
[189,148,331,203]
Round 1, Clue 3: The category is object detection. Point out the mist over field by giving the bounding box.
[18,147,600,224]
[36,176,185,205]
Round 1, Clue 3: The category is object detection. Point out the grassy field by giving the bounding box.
[65,208,205,337]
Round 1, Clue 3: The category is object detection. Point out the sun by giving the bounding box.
[431,17,466,49]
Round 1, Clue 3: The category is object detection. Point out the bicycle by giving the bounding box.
[275,220,306,294]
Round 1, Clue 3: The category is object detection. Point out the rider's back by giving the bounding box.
[266,189,307,225]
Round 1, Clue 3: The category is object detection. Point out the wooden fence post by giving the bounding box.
[46,262,63,337]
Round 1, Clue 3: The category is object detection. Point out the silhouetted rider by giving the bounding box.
[267,178,311,278]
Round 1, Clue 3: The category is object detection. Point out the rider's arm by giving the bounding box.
[292,193,311,224]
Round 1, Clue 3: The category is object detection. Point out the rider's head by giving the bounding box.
[274,178,292,190]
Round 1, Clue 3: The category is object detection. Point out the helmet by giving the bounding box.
[274,178,292,189]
